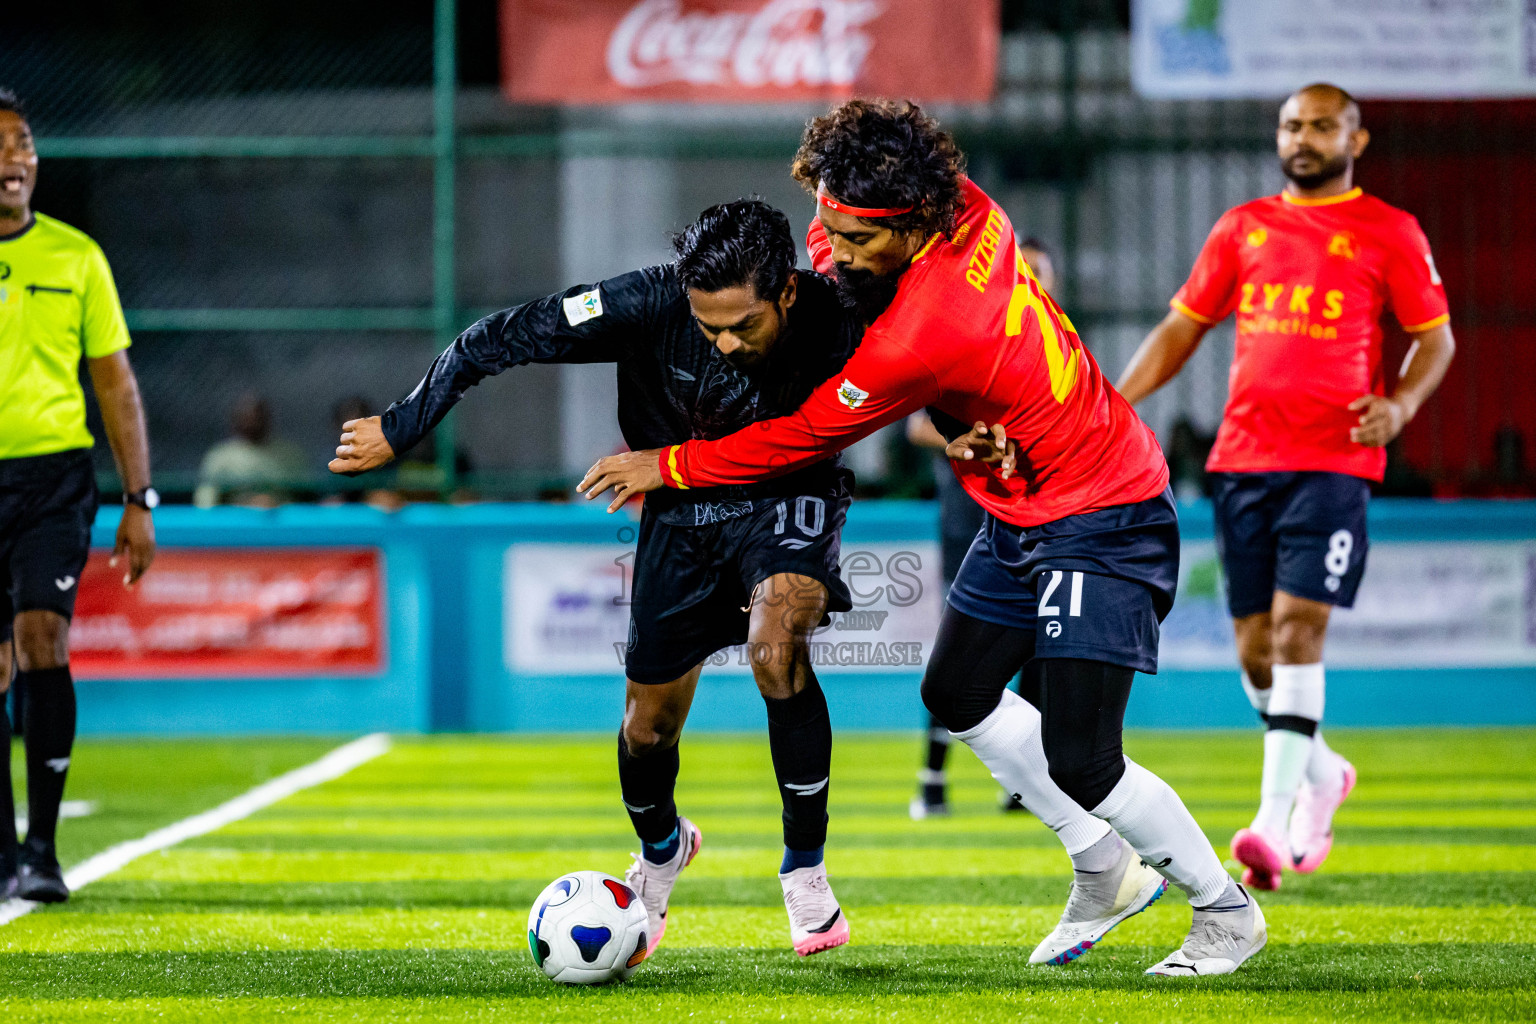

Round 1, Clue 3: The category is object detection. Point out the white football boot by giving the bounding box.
[1290,758,1357,874]
[1145,884,1267,977]
[780,861,851,956]
[623,816,702,954]
[1029,834,1169,965]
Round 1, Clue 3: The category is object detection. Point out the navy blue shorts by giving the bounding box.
[625,492,854,685]
[945,489,1180,675]
[1,450,99,643]
[1210,471,1370,618]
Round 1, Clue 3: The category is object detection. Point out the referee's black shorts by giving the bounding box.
[0,449,99,643]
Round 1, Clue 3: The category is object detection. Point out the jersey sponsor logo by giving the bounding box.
[836,378,870,409]
[1237,281,1346,338]
[562,288,604,326]
[1246,228,1267,248]
[1327,231,1359,260]
[964,208,1006,293]
[55,575,76,591]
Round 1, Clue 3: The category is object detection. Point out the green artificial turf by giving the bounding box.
[1,729,1533,1022]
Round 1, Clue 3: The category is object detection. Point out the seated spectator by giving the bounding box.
[193,393,307,508]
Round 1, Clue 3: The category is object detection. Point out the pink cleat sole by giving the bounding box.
[1232,829,1285,892]
[1292,761,1357,875]
[793,913,850,956]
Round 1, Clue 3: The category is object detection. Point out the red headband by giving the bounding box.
[816,183,914,219]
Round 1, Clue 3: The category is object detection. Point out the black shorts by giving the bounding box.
[0,450,100,643]
[1211,471,1370,618]
[945,488,1180,675]
[625,493,854,685]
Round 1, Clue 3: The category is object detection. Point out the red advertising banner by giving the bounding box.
[70,549,385,679]
[500,0,999,105]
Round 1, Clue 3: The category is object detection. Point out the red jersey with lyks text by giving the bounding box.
[1173,188,1450,481]
[660,178,1168,528]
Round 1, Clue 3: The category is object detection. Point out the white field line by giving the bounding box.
[0,732,391,927]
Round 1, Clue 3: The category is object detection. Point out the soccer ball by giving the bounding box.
[526,870,650,985]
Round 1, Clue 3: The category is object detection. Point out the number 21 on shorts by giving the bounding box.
[1039,570,1084,637]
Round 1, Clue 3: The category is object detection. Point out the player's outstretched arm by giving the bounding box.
[1348,322,1455,447]
[87,350,156,586]
[1115,309,1210,406]
[329,416,396,474]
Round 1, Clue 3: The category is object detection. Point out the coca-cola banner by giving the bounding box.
[500,0,1000,105]
[70,549,385,679]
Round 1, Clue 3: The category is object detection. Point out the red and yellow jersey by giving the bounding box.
[659,178,1169,528]
[1173,188,1450,481]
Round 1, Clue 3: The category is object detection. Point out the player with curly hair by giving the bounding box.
[582,98,1266,976]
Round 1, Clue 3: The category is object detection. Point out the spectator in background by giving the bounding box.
[193,393,306,508]
[905,237,1057,820]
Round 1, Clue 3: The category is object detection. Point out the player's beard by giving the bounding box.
[834,265,904,325]
[1282,147,1350,190]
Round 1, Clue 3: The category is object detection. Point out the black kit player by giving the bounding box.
[329,199,944,957]
[583,99,1267,976]
[0,88,158,902]
[1117,84,1455,890]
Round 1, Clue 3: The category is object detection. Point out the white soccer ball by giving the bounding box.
[526,870,650,985]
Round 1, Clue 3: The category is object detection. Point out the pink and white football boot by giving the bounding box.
[1290,759,1358,874]
[780,862,850,956]
[623,816,703,954]
[1230,827,1287,892]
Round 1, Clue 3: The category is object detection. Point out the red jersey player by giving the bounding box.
[1117,84,1455,892]
[583,99,1267,976]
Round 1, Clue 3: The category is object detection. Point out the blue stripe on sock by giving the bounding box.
[780,845,824,873]
[642,824,681,864]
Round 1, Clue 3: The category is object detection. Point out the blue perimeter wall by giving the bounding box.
[81,500,1536,735]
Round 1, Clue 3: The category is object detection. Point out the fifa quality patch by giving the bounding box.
[563,288,604,326]
[836,378,870,410]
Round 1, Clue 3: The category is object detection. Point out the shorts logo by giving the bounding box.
[1246,228,1267,248]
[836,379,870,409]
[562,288,604,326]
[55,575,76,591]
[1045,620,1062,638]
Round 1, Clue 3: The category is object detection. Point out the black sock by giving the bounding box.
[617,730,680,845]
[0,693,15,877]
[764,671,831,853]
[20,667,75,859]
[920,715,948,804]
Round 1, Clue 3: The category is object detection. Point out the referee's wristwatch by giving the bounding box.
[124,487,160,511]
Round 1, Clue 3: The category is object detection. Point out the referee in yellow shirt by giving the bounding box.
[0,88,156,903]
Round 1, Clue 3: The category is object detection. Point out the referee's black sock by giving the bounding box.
[0,693,16,878]
[617,730,680,854]
[19,666,74,862]
[765,670,831,864]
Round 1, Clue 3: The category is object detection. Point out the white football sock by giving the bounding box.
[1269,662,1325,721]
[1305,729,1345,789]
[1252,663,1326,836]
[1241,672,1271,716]
[951,689,1111,855]
[1091,757,1234,908]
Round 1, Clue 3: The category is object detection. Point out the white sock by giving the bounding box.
[1305,729,1344,789]
[1253,663,1326,836]
[1241,672,1271,717]
[951,689,1111,855]
[1091,757,1234,908]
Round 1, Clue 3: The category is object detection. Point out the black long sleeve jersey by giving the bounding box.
[380,264,862,525]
